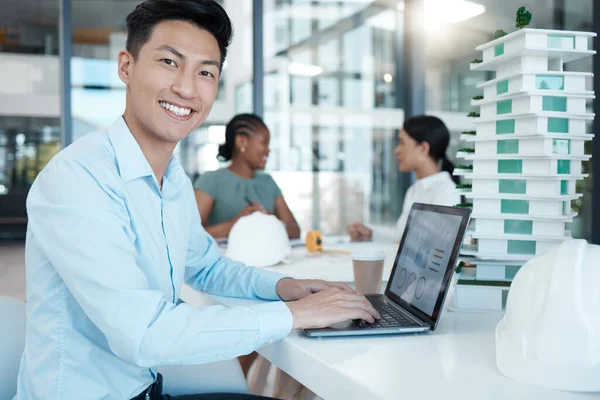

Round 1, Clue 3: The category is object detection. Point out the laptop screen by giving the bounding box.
[386,204,470,327]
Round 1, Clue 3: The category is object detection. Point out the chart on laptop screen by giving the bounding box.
[390,209,463,316]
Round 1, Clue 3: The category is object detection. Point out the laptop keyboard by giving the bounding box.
[354,296,421,329]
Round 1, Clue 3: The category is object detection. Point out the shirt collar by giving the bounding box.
[162,155,189,198]
[107,117,155,183]
[418,171,451,191]
[106,117,189,196]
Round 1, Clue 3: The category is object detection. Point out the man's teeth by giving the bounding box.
[159,102,192,117]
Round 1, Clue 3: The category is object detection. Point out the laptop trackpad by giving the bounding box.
[329,320,355,329]
[305,320,359,334]
[322,320,362,331]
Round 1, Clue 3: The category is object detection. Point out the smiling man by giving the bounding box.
[16,1,379,400]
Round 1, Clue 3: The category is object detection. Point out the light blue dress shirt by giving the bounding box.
[16,117,293,400]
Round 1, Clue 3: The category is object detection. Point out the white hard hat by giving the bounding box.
[496,239,600,392]
[225,212,292,268]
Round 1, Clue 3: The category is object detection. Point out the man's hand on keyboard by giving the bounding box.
[275,278,355,301]
[286,287,381,330]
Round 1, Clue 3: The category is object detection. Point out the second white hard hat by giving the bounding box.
[225,212,292,268]
[496,239,600,392]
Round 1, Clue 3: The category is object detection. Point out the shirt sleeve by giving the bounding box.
[184,207,289,301]
[265,173,282,198]
[440,181,461,207]
[395,184,415,238]
[371,225,400,243]
[184,204,293,349]
[26,158,292,369]
[193,170,218,198]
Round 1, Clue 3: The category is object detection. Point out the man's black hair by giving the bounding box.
[125,0,232,71]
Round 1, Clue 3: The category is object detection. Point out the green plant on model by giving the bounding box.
[455,261,466,274]
[462,130,476,135]
[494,29,507,39]
[467,111,480,118]
[458,148,475,153]
[472,95,484,100]
[516,6,532,29]
[572,141,593,214]
[456,183,472,189]
[471,58,483,64]
[455,202,473,208]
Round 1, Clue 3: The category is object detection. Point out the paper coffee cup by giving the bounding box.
[351,249,385,294]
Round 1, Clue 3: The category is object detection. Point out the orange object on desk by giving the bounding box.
[304,231,350,255]
[305,231,324,252]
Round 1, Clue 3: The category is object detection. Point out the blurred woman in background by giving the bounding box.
[348,115,460,241]
[194,113,300,239]
[193,113,301,383]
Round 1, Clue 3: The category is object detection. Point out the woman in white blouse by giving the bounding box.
[348,115,461,241]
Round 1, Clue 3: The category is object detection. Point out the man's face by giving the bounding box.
[118,20,221,144]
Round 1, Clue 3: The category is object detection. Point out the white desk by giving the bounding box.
[180,243,598,400]
[258,242,400,283]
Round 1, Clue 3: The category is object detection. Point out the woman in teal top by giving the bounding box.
[194,113,300,239]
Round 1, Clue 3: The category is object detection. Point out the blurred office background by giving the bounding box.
[0,0,597,241]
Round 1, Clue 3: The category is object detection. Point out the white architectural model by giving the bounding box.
[451,28,596,312]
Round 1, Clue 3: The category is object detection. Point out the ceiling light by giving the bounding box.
[288,63,324,77]
[294,0,373,3]
[365,0,484,32]
[425,0,485,27]
[383,73,393,83]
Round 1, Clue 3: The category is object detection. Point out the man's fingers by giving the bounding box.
[336,309,375,324]
[287,289,383,329]
[331,292,380,319]
[334,283,356,293]
[326,281,354,292]
[349,307,379,322]
[359,311,376,323]
[333,289,365,302]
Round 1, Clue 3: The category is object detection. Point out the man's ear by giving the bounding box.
[117,50,134,86]
[419,141,431,157]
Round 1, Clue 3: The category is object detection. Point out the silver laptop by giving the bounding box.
[303,203,471,338]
